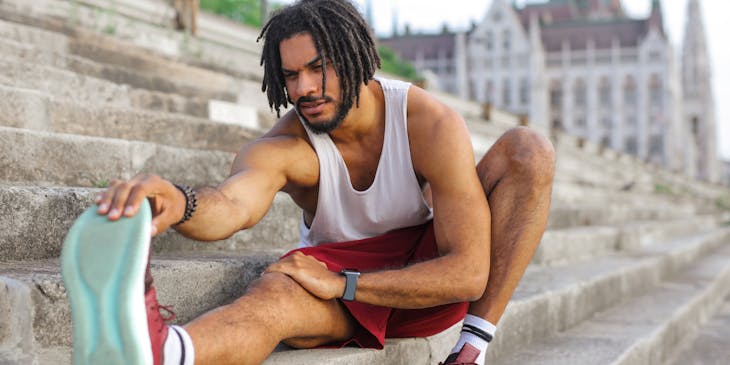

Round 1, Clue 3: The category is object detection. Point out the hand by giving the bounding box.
[264,252,346,301]
[95,174,186,237]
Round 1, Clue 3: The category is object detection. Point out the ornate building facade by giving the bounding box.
[379,0,720,183]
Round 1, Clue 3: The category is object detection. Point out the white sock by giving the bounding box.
[163,325,195,365]
[450,314,496,365]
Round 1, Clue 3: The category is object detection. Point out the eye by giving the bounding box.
[283,72,297,80]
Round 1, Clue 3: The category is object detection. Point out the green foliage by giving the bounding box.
[94,179,109,188]
[200,0,263,27]
[378,45,419,80]
[653,183,672,195]
[716,195,730,211]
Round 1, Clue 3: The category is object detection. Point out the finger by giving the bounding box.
[96,179,123,215]
[123,182,151,217]
[107,181,134,220]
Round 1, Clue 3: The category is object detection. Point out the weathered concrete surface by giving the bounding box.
[0,126,233,187]
[494,243,730,365]
[0,186,299,261]
[0,85,258,153]
[485,228,730,363]
[0,252,279,349]
[667,295,730,365]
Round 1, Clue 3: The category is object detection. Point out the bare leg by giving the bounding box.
[183,272,355,365]
[470,127,555,323]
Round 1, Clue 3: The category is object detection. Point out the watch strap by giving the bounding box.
[341,269,360,301]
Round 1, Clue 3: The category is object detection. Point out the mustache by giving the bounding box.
[296,95,334,107]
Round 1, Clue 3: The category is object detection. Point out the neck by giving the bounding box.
[328,80,383,143]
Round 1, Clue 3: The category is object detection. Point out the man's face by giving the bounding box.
[280,32,351,134]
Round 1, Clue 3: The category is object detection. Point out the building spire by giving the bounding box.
[682,0,719,181]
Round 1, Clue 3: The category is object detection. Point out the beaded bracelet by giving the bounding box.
[173,184,197,225]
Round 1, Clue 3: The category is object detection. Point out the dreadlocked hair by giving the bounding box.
[257,0,382,117]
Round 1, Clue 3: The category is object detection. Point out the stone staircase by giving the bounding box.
[1,1,730,364]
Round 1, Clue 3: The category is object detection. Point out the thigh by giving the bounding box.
[184,272,356,361]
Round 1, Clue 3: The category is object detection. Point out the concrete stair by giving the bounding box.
[1,1,730,364]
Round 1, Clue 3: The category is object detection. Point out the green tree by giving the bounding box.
[378,45,419,80]
[200,0,262,27]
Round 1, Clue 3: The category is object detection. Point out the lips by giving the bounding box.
[299,99,327,115]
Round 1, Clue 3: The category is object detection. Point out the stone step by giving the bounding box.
[1,183,706,263]
[534,214,721,266]
[0,47,209,119]
[493,240,730,365]
[546,204,690,229]
[0,85,259,153]
[0,251,281,352]
[0,0,264,83]
[0,28,273,128]
[484,227,730,363]
[3,228,727,365]
[0,126,234,187]
[666,294,730,365]
[0,185,300,261]
[0,14,245,101]
[551,181,697,213]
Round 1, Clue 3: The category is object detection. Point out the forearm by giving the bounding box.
[173,186,250,241]
[353,254,488,309]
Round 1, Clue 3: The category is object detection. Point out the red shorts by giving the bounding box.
[281,221,469,349]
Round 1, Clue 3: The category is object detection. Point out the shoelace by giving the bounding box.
[149,302,176,333]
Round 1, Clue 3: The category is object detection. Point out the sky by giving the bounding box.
[278,0,729,161]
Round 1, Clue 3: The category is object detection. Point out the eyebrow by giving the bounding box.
[282,56,323,74]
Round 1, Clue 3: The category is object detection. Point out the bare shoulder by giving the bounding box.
[406,85,474,175]
[232,110,319,189]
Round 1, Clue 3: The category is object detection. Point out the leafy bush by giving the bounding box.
[378,46,419,80]
[200,0,263,27]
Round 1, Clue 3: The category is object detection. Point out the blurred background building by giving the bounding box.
[379,0,720,183]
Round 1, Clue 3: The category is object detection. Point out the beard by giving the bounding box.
[295,95,353,134]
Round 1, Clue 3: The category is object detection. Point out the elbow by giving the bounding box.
[456,265,489,302]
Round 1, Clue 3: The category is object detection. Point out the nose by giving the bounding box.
[295,71,319,99]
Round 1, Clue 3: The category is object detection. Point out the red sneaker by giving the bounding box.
[439,343,480,365]
[62,200,173,365]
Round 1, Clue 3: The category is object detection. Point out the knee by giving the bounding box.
[240,271,304,301]
[493,127,555,185]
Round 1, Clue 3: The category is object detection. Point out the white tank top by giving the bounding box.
[298,77,433,247]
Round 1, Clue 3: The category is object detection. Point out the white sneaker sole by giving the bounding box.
[61,201,154,365]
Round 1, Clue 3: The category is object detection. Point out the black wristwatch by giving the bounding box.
[340,269,360,301]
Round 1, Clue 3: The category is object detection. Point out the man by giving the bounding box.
[62,0,555,364]
[174,0,198,36]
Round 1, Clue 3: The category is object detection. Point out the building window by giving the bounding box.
[503,30,511,51]
[601,115,612,129]
[574,79,586,107]
[649,74,662,106]
[624,76,637,106]
[599,77,611,107]
[691,116,700,136]
[486,31,493,50]
[486,80,494,103]
[503,78,512,106]
[649,135,664,157]
[519,78,529,105]
[625,137,638,155]
[575,117,587,128]
[549,80,563,109]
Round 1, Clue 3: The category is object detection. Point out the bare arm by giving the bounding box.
[97,131,316,241]
[268,87,491,308]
